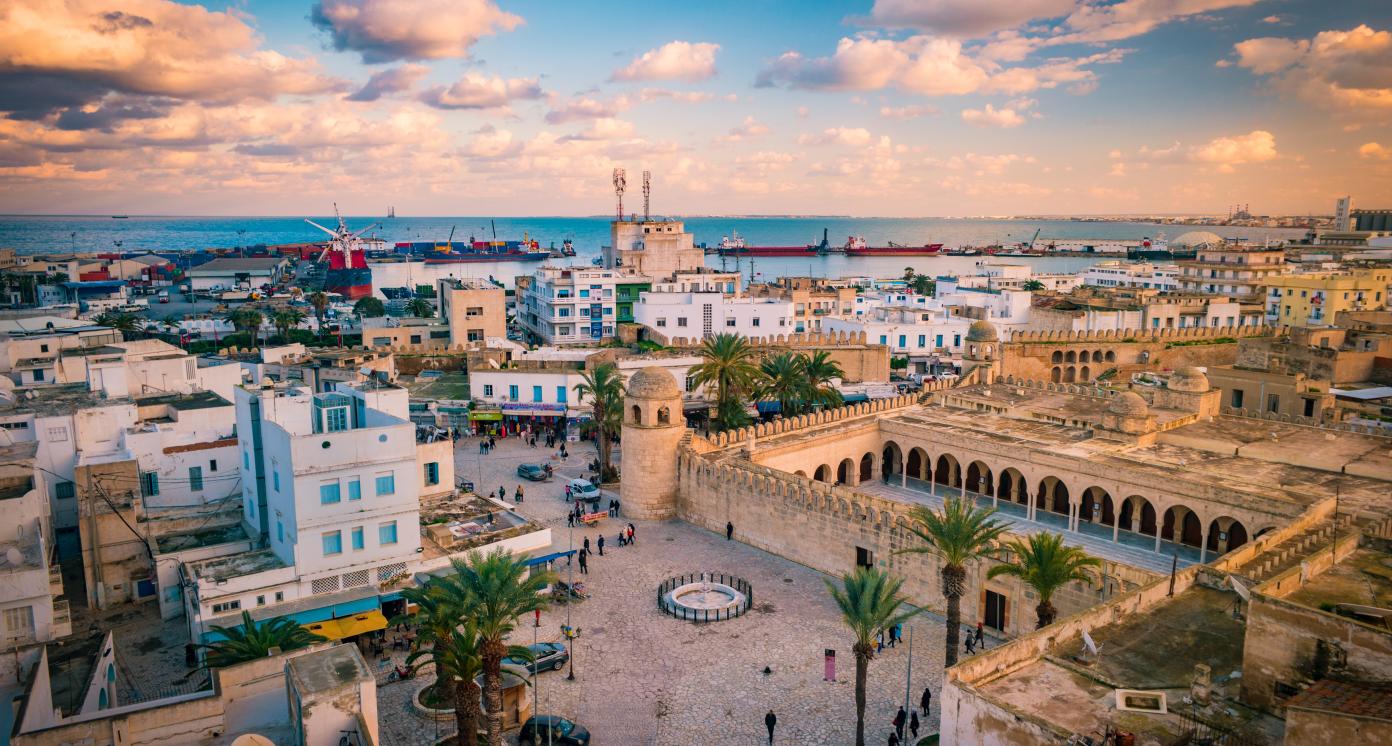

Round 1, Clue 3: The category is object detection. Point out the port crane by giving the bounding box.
[305,204,380,264]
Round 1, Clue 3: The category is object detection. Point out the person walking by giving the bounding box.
[597,535,605,556]
[920,687,931,717]
[583,537,591,555]
[876,629,885,654]
[765,710,776,745]
[975,621,985,648]
[726,521,734,540]
[626,523,635,544]
[515,485,524,504]
[909,711,919,739]
[893,706,907,740]
[964,634,976,655]
[567,512,574,528]
[565,484,572,502]
[498,486,506,500]
[888,731,899,746]
[577,549,588,575]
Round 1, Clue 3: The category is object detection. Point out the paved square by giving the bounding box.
[381,435,951,745]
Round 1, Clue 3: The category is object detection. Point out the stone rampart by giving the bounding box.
[1007,325,1281,345]
[697,393,922,449]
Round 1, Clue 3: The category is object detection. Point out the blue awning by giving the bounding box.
[842,393,870,403]
[379,592,404,602]
[525,550,575,567]
[756,401,781,414]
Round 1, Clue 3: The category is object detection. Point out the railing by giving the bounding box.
[49,563,63,595]
[657,573,754,623]
[1172,709,1269,746]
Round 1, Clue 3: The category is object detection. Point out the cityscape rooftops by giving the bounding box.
[186,257,287,273]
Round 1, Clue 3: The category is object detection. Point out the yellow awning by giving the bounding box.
[303,609,388,641]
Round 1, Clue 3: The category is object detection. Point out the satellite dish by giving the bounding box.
[1081,628,1098,656]
[231,735,276,746]
[1229,576,1251,602]
[4,547,21,566]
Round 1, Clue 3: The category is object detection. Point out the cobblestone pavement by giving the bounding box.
[414,434,950,746]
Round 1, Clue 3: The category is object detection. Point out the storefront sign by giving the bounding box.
[502,402,567,413]
[468,411,503,421]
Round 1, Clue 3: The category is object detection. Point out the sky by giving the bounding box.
[0,0,1389,217]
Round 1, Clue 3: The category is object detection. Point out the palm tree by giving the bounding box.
[197,610,325,668]
[898,498,1008,667]
[226,308,264,347]
[93,311,142,336]
[909,274,935,296]
[449,550,554,746]
[1021,279,1046,292]
[801,350,845,411]
[688,333,762,430]
[354,296,386,318]
[272,308,306,342]
[826,567,920,746]
[902,266,916,282]
[987,533,1101,628]
[405,297,435,318]
[574,362,625,482]
[759,352,806,416]
[308,291,330,333]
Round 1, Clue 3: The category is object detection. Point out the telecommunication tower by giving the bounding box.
[642,170,651,221]
[613,168,626,221]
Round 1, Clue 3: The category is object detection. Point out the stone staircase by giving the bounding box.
[1233,517,1355,583]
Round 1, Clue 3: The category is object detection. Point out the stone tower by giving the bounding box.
[619,366,685,520]
[963,319,999,384]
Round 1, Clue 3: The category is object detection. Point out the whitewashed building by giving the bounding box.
[1082,261,1181,291]
[633,292,794,340]
[516,266,640,344]
[824,306,972,375]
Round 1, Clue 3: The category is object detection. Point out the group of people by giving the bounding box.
[765,687,932,745]
[572,523,636,574]
[477,436,497,454]
[500,484,525,503]
[875,622,905,653]
[963,621,987,655]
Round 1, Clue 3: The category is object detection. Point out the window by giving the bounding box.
[322,531,343,555]
[879,335,887,345]
[898,335,907,348]
[272,468,280,492]
[677,317,688,327]
[324,406,349,432]
[32,369,43,381]
[46,426,68,442]
[320,480,341,505]
[3,606,35,642]
[256,595,265,606]
[1267,394,1280,413]
[189,466,203,492]
[918,335,926,347]
[752,317,760,327]
[936,335,943,347]
[725,318,736,327]
[275,591,284,602]
[209,459,217,472]
[55,481,75,500]
[424,462,439,486]
[375,473,395,496]
[508,385,518,401]
[39,344,48,353]
[379,521,398,545]
[139,471,159,497]
[532,385,543,403]
[351,526,365,550]
[483,384,494,397]
[348,478,361,501]
[656,318,666,327]
[409,335,422,344]
[210,600,240,614]
[557,386,567,403]
[276,521,284,542]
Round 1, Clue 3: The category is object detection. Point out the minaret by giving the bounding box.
[619,366,685,520]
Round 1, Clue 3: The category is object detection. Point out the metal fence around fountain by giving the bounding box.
[657,572,754,623]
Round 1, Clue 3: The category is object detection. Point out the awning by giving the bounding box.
[303,609,388,641]
[524,550,575,567]
[470,411,503,421]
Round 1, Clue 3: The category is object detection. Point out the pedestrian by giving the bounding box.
[627,523,635,544]
[489,436,496,449]
[478,441,485,454]
[498,486,506,500]
[888,731,899,746]
[920,687,931,717]
[765,710,776,745]
[726,521,734,540]
[515,485,524,504]
[910,711,919,739]
[964,635,975,655]
[578,550,588,575]
[583,537,590,554]
[975,621,985,647]
[876,629,884,653]
[567,512,574,528]
[565,484,572,502]
[894,622,903,644]
[893,706,906,740]
[597,535,604,556]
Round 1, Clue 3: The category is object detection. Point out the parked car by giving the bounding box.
[517,464,551,481]
[519,716,590,745]
[567,478,601,504]
[503,642,569,673]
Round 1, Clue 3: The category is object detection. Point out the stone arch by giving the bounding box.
[1051,350,1063,364]
[1065,350,1077,363]
[1039,476,1070,515]
[1162,505,1204,547]
[814,464,831,483]
[881,441,903,480]
[1063,366,1076,383]
[906,447,929,481]
[1079,486,1111,524]
[859,452,874,483]
[1080,365,1091,381]
[1206,517,1248,554]
[1051,366,1062,383]
[965,460,994,496]
[1118,495,1156,535]
[1105,350,1116,363]
[998,467,1027,504]
[631,404,642,424]
[1091,350,1104,363]
[934,453,961,488]
[657,406,671,424]
[837,457,855,485]
[794,470,808,478]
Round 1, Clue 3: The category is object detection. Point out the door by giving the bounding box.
[856,546,874,569]
[984,590,1007,632]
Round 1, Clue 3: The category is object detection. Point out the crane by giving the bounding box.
[305,204,380,264]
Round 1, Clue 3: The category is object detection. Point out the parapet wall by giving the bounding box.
[696,392,925,449]
[1220,405,1392,439]
[659,330,874,348]
[1007,324,1281,345]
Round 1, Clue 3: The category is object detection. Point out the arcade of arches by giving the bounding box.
[1048,348,1117,383]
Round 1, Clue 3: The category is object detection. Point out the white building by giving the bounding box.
[516,266,641,344]
[952,262,1081,293]
[633,292,794,340]
[185,257,288,293]
[933,280,1034,331]
[824,306,972,375]
[0,442,70,688]
[1082,261,1181,291]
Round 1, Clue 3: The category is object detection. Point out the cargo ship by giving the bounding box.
[712,229,833,257]
[306,207,376,299]
[392,237,549,264]
[842,236,944,257]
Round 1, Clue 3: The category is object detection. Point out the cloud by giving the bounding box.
[561,118,637,142]
[54,95,174,132]
[612,41,720,82]
[879,104,937,119]
[0,0,340,120]
[720,116,770,143]
[865,0,1077,37]
[797,127,874,146]
[346,64,429,102]
[1232,25,1392,112]
[638,88,717,103]
[961,103,1025,127]
[1052,0,1260,45]
[756,36,1125,97]
[418,73,542,110]
[545,95,627,124]
[310,0,523,63]
[1360,142,1391,160]
[1119,130,1277,173]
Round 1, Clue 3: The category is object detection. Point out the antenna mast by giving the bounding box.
[613,168,626,221]
[642,170,651,221]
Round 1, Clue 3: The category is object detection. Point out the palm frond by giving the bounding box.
[898,498,1008,567]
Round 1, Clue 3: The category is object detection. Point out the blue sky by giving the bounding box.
[0,0,1388,215]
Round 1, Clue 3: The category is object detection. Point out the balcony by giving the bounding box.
[49,562,62,596]
[51,599,71,638]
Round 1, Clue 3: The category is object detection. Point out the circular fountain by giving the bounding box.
[659,572,753,622]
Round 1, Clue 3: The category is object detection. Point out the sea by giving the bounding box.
[0,215,1309,285]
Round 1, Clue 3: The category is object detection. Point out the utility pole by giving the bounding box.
[903,625,913,727]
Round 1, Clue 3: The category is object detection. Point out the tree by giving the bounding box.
[405,297,435,318]
[1021,279,1046,292]
[308,292,330,332]
[93,311,142,336]
[902,266,916,282]
[226,308,264,347]
[574,362,625,482]
[197,611,325,668]
[272,308,306,342]
[801,350,845,411]
[354,296,386,318]
[987,533,1101,628]
[759,352,806,417]
[898,498,1008,667]
[448,550,554,746]
[688,333,762,430]
[825,567,920,746]
[909,274,935,296]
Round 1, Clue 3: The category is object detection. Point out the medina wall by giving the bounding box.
[1000,325,1276,384]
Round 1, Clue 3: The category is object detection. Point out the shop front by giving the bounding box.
[501,402,570,439]
[469,407,503,435]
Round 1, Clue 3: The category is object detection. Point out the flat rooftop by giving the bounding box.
[155,523,250,554]
[0,383,125,415]
[187,547,288,582]
[1285,548,1392,613]
[187,257,285,273]
[288,644,371,695]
